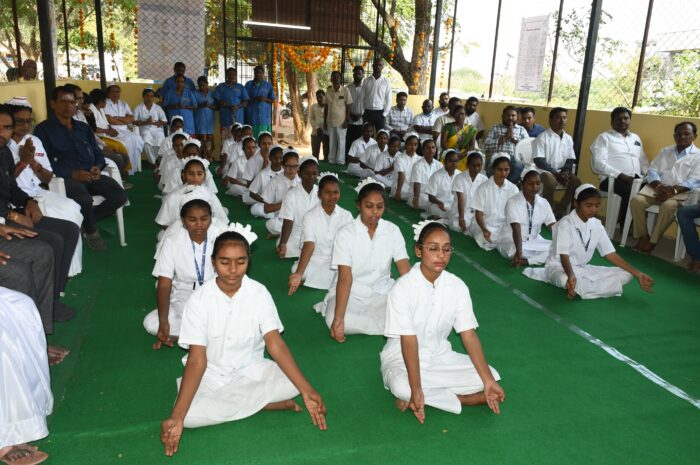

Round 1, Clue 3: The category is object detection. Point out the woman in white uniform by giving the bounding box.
[314,178,411,342]
[7,98,84,277]
[425,149,461,219]
[380,221,505,423]
[262,151,300,231]
[498,171,556,266]
[0,287,52,465]
[225,134,268,197]
[245,145,283,208]
[288,173,353,293]
[156,158,227,229]
[218,123,242,178]
[363,129,389,174]
[160,228,327,457]
[448,152,488,233]
[391,134,420,201]
[277,157,320,259]
[346,123,376,177]
[147,199,224,347]
[469,155,519,250]
[104,85,145,175]
[133,88,167,165]
[524,185,654,299]
[373,135,402,188]
[409,139,441,210]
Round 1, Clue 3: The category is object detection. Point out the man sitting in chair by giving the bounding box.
[629,121,700,253]
[532,107,581,218]
[34,86,128,251]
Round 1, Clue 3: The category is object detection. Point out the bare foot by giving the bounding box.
[263,399,301,412]
[687,261,700,273]
[395,398,409,412]
[458,392,487,406]
[47,345,69,366]
[0,445,48,465]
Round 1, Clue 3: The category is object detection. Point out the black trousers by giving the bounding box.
[600,176,636,226]
[362,109,386,135]
[64,176,128,234]
[311,130,329,159]
[0,235,55,333]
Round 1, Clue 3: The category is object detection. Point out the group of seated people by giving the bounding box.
[2,71,698,462]
[0,83,129,464]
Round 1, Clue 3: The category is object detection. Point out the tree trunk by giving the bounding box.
[286,65,309,145]
[305,71,318,141]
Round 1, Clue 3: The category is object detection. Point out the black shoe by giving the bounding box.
[54,301,76,322]
[84,231,108,251]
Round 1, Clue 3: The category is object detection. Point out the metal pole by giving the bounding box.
[428,0,443,101]
[632,0,654,109]
[94,0,107,89]
[340,46,347,84]
[446,0,458,94]
[62,0,71,77]
[234,0,238,67]
[223,0,228,68]
[11,0,22,69]
[547,0,565,106]
[488,0,503,99]
[572,0,603,164]
[37,0,56,116]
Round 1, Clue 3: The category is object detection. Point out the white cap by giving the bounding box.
[574,183,597,200]
[5,96,31,107]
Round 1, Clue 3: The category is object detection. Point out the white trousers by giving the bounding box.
[328,127,347,164]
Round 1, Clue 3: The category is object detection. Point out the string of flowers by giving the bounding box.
[78,0,86,78]
[108,0,116,53]
[411,32,425,94]
[271,44,277,108]
[279,47,285,105]
[389,21,398,65]
[346,49,373,69]
[440,17,452,87]
[281,44,331,73]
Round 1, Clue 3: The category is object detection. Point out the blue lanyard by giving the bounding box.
[526,201,534,237]
[576,228,591,252]
[191,239,207,288]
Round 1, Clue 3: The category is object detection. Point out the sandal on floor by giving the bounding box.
[0,446,48,465]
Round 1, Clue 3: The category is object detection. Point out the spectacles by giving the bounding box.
[419,244,454,255]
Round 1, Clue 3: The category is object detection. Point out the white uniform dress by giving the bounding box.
[496,192,556,264]
[523,210,633,299]
[104,99,145,174]
[425,168,460,219]
[314,217,409,335]
[278,185,320,258]
[391,152,420,200]
[8,136,84,277]
[177,277,299,428]
[408,157,442,209]
[373,151,397,188]
[226,152,264,197]
[468,177,519,250]
[347,137,377,178]
[380,265,500,414]
[262,176,300,231]
[0,287,53,449]
[133,102,167,164]
[161,157,218,196]
[244,165,281,207]
[292,204,353,290]
[220,139,242,178]
[448,171,488,232]
[155,184,227,228]
[143,225,220,337]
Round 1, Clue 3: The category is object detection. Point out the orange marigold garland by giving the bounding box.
[78,0,86,78]
[133,6,139,65]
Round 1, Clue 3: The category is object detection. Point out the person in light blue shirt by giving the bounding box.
[194,76,216,158]
[244,65,276,139]
[158,62,196,98]
[214,67,249,139]
[162,75,197,135]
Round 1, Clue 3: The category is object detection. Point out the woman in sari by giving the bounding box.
[440,105,477,171]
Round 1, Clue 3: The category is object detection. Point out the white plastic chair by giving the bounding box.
[602,176,622,239]
[514,137,537,173]
[48,165,127,246]
[673,188,700,262]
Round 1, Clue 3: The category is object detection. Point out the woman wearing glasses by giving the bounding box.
[380,221,505,423]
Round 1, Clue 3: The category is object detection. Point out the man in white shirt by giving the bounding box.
[309,90,328,160]
[386,92,413,138]
[532,107,581,218]
[411,99,437,154]
[630,121,700,252]
[435,92,450,116]
[325,70,353,165]
[464,96,484,140]
[345,66,365,157]
[360,59,392,136]
[590,107,649,226]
